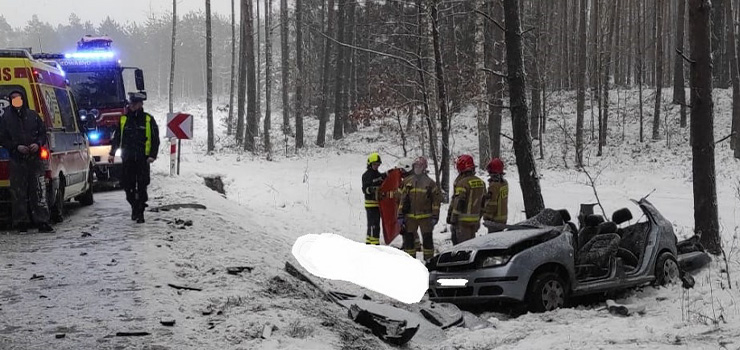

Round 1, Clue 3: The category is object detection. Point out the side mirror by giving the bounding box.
[134,68,145,92]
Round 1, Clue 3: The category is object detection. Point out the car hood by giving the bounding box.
[447,227,558,252]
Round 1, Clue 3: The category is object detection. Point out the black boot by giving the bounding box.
[38,223,54,233]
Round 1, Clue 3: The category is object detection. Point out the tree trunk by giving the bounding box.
[674,0,688,128]
[295,0,305,149]
[504,0,545,218]
[638,0,644,142]
[712,0,728,88]
[489,0,504,158]
[576,0,587,167]
[689,0,721,254]
[206,0,215,153]
[245,0,258,152]
[228,0,237,136]
[600,0,617,154]
[590,0,600,141]
[727,0,740,155]
[281,0,292,135]
[530,0,542,142]
[343,0,356,134]
[256,0,261,134]
[652,0,664,140]
[264,0,273,156]
[332,0,347,140]
[417,0,439,183]
[316,0,336,147]
[237,0,248,144]
[431,0,450,200]
[475,0,490,168]
[169,0,177,115]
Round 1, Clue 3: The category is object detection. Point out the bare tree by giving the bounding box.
[504,0,545,217]
[228,0,237,136]
[727,0,740,156]
[264,0,273,156]
[332,0,347,140]
[237,0,249,144]
[475,0,490,168]
[431,0,450,199]
[169,0,177,114]
[295,0,305,149]
[576,0,587,167]
[673,0,687,128]
[652,0,664,140]
[688,0,721,254]
[316,0,336,147]
[206,0,215,153]
[488,0,504,159]
[245,0,258,152]
[281,0,292,135]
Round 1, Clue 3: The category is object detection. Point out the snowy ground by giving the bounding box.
[1,88,740,349]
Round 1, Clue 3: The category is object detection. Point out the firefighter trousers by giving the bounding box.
[9,158,50,226]
[365,207,381,245]
[402,217,434,260]
[452,222,480,245]
[121,158,150,218]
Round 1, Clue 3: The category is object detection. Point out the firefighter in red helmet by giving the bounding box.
[482,158,509,232]
[447,154,486,244]
[397,156,441,260]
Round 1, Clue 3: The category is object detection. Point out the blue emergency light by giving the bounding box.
[64,51,115,59]
[88,131,101,142]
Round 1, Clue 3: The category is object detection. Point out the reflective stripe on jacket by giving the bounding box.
[450,173,486,224]
[483,179,508,224]
[398,173,441,219]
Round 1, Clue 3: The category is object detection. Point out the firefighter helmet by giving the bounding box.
[367,152,382,165]
[487,158,505,174]
[455,154,476,173]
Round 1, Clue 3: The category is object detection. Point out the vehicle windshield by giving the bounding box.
[66,69,126,110]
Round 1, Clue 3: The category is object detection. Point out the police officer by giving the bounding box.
[109,93,160,223]
[362,152,385,245]
[0,91,53,233]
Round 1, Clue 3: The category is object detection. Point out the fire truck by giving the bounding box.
[34,35,147,184]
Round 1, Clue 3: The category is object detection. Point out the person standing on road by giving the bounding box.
[109,93,160,223]
[482,158,509,233]
[362,152,386,245]
[0,91,53,233]
[447,154,486,244]
[397,157,441,260]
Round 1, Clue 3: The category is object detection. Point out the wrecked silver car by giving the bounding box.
[427,198,710,312]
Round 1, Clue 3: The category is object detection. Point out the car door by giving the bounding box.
[53,87,87,196]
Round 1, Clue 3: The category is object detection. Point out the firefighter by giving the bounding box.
[394,158,421,250]
[108,93,160,223]
[482,158,509,232]
[0,91,53,233]
[397,157,441,260]
[362,152,385,245]
[447,154,486,244]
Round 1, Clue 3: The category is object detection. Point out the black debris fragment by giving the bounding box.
[348,304,418,346]
[81,232,92,238]
[116,332,151,337]
[167,283,202,292]
[151,203,207,212]
[30,274,45,280]
[55,334,65,339]
[160,318,176,327]
[226,266,254,275]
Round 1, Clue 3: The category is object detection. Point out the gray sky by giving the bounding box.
[1,0,237,28]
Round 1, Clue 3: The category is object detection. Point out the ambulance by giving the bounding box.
[0,49,95,223]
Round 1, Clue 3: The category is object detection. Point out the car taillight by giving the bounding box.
[40,147,49,160]
[0,161,8,180]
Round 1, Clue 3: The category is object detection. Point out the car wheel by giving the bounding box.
[654,252,680,286]
[527,272,568,313]
[50,178,65,223]
[77,167,94,206]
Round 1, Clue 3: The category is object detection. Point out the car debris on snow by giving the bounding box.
[261,323,275,339]
[160,318,176,326]
[167,283,202,292]
[55,333,65,339]
[605,299,646,317]
[30,274,45,280]
[226,266,254,275]
[115,332,151,337]
[150,203,207,212]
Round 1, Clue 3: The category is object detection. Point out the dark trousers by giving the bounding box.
[121,158,150,217]
[9,158,50,225]
[365,207,381,245]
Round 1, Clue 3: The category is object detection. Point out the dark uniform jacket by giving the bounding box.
[0,99,47,162]
[109,108,160,162]
[448,172,486,224]
[398,173,441,219]
[362,167,385,208]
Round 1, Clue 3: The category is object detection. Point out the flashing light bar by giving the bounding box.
[64,51,115,59]
[88,131,101,142]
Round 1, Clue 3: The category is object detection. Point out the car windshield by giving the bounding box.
[66,69,125,110]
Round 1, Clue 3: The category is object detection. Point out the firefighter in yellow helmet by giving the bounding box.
[482,157,509,232]
[447,154,486,244]
[397,157,441,260]
[362,152,386,245]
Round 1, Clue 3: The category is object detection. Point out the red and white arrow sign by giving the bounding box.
[166,112,193,140]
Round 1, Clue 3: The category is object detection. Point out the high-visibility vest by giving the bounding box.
[119,114,152,155]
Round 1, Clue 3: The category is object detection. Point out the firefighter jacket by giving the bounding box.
[109,108,160,162]
[397,173,441,220]
[362,167,385,208]
[448,172,486,224]
[482,176,509,224]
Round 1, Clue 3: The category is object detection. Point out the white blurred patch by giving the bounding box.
[291,233,429,304]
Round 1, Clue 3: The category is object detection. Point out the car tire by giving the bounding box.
[77,167,94,206]
[654,252,680,286]
[50,178,65,223]
[527,272,568,313]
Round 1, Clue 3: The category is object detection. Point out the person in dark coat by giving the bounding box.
[362,152,386,245]
[108,93,160,223]
[0,91,53,233]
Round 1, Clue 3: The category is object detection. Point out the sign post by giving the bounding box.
[166,112,193,176]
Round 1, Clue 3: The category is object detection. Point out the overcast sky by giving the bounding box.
[1,0,238,28]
